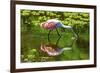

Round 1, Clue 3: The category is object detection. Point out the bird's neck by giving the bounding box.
[62,25,72,29]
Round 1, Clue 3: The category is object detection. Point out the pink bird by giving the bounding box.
[40,19,72,30]
[40,19,77,42]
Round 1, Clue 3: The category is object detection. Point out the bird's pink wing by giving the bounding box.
[46,22,56,29]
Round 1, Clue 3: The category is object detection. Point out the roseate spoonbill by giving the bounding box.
[40,43,71,56]
[40,19,77,41]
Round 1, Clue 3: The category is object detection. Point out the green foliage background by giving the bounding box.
[21,9,90,62]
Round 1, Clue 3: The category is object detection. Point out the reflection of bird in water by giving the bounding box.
[40,19,77,41]
[40,43,71,56]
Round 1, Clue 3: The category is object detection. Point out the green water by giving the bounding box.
[21,28,89,62]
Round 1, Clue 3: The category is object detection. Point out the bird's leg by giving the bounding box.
[48,30,51,42]
[56,35,61,45]
[70,28,78,40]
[56,28,61,37]
[56,28,62,45]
